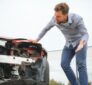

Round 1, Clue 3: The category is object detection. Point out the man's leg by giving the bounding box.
[61,45,78,85]
[76,44,88,85]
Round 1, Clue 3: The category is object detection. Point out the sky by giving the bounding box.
[0,0,92,51]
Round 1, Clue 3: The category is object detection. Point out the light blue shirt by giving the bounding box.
[37,13,89,47]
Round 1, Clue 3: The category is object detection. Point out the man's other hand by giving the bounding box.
[75,40,86,53]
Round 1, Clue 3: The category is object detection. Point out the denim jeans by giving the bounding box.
[61,44,88,85]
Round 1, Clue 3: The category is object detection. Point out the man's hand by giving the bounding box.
[31,40,38,43]
[75,40,86,53]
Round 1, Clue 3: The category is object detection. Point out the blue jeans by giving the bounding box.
[61,44,88,85]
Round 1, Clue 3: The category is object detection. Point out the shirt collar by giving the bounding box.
[68,13,72,24]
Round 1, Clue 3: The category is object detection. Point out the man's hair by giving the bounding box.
[54,3,69,15]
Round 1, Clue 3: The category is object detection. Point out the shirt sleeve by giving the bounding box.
[37,17,55,41]
[77,17,89,43]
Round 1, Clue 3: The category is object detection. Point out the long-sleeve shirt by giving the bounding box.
[37,13,89,47]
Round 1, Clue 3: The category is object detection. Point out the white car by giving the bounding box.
[0,38,49,85]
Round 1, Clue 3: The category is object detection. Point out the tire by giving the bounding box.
[43,60,49,85]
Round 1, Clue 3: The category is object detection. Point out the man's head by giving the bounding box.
[54,3,69,24]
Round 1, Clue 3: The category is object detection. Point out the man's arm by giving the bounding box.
[75,17,89,52]
[36,17,55,42]
[78,18,89,42]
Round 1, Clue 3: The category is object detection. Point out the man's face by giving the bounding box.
[55,11,68,24]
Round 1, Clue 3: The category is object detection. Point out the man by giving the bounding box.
[33,3,89,85]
